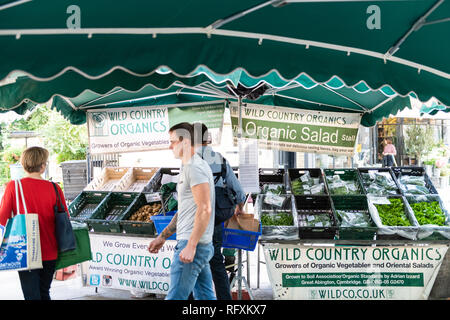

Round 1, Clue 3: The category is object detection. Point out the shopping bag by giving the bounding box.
[0,180,42,271]
[52,182,76,252]
[55,221,92,270]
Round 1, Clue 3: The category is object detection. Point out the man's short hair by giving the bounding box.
[20,146,49,173]
[169,122,195,146]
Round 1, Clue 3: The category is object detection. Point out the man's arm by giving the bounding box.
[148,212,178,254]
[179,182,211,263]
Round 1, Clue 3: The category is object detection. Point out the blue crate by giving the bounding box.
[222,223,262,251]
[151,211,177,240]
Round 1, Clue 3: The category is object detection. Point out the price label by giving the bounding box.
[145,193,161,203]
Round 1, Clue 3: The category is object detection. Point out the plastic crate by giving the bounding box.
[119,193,164,235]
[257,194,298,240]
[222,223,262,251]
[68,191,110,222]
[358,167,402,196]
[323,168,365,195]
[144,167,180,193]
[116,167,159,193]
[405,194,450,240]
[367,195,419,240]
[258,168,288,195]
[288,168,329,195]
[294,195,338,239]
[331,195,377,240]
[151,211,177,240]
[87,192,138,233]
[391,166,438,195]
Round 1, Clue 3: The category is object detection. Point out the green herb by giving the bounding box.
[374,198,412,226]
[410,201,446,226]
[336,210,374,227]
[261,212,294,226]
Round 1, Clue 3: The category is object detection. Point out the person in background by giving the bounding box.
[0,146,68,300]
[382,138,397,167]
[148,122,216,300]
[193,122,247,300]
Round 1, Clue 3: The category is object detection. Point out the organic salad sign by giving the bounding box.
[82,234,175,294]
[263,244,448,300]
[87,102,225,154]
[230,103,361,156]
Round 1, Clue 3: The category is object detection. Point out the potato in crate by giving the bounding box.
[120,193,164,235]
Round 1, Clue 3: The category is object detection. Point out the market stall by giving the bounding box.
[256,165,450,300]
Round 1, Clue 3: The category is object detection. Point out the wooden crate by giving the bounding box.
[115,167,159,192]
[84,167,129,192]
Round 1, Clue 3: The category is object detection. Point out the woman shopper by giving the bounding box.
[382,138,397,167]
[0,146,68,300]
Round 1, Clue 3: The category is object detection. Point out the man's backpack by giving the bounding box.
[202,152,237,225]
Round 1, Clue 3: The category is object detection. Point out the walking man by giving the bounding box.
[193,122,247,300]
[148,122,216,300]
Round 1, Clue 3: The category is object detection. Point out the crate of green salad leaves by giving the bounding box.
[294,195,338,239]
[257,194,298,240]
[391,166,438,195]
[258,168,288,196]
[331,195,377,240]
[367,195,419,240]
[288,168,328,195]
[405,195,450,240]
[323,169,365,195]
[358,168,402,196]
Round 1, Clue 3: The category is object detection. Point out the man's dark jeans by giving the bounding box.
[18,260,56,300]
[209,223,232,300]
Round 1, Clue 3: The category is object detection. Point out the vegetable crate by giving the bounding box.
[367,195,419,240]
[151,211,177,240]
[288,168,329,195]
[323,168,365,195]
[358,167,402,196]
[391,166,438,195]
[115,167,159,193]
[257,168,289,200]
[257,194,299,240]
[144,167,180,193]
[87,192,139,233]
[294,195,338,239]
[84,167,130,192]
[119,193,164,235]
[222,223,262,251]
[405,195,450,240]
[331,195,377,240]
[68,191,110,223]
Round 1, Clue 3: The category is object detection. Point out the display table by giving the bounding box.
[260,239,450,300]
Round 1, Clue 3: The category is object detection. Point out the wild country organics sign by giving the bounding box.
[263,244,448,300]
[83,234,175,294]
[230,103,361,156]
[87,102,225,154]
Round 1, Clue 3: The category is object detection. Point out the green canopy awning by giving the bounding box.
[0,0,449,108]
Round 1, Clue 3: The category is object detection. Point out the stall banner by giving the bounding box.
[230,103,361,155]
[82,233,175,294]
[263,244,448,300]
[87,101,226,154]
